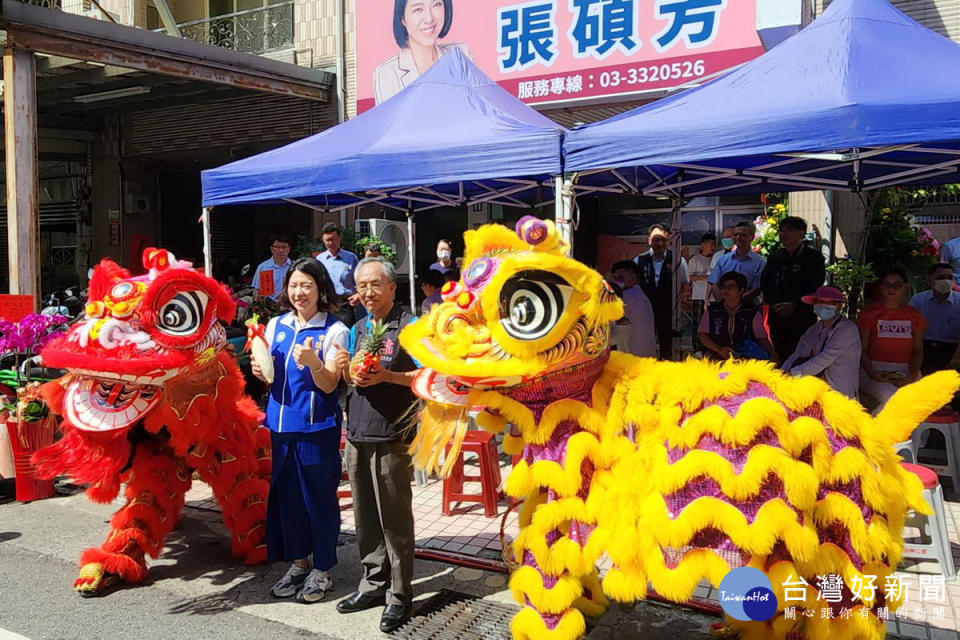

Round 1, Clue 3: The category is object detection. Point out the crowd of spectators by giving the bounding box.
[608,217,960,412]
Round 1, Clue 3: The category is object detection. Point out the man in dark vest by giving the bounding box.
[634,224,689,360]
[760,216,826,362]
[698,271,775,361]
[333,257,419,634]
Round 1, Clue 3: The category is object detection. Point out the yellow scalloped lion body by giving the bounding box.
[399,218,959,640]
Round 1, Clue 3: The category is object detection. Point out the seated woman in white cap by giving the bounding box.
[782,286,861,399]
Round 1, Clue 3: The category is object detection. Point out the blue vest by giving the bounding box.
[265,312,342,434]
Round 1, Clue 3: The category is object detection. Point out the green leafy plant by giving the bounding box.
[295,230,399,267]
[354,234,399,266]
[2,384,50,423]
[2,398,48,423]
[826,258,875,320]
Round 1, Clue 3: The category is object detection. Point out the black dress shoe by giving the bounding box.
[379,604,412,633]
[336,591,386,614]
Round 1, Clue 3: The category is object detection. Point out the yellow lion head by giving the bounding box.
[399,218,623,474]
[401,217,622,407]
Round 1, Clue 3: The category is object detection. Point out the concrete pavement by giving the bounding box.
[0,480,718,640]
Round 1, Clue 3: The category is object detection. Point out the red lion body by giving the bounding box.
[33,248,270,595]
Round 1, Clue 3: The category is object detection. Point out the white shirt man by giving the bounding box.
[611,261,656,358]
[251,236,292,300]
[708,221,765,301]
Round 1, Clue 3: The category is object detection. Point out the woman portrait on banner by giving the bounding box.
[251,258,349,604]
[374,0,472,105]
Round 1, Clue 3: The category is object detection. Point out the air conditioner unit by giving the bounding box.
[123,181,151,216]
[355,218,412,277]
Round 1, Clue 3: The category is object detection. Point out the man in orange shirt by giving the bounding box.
[857,268,926,410]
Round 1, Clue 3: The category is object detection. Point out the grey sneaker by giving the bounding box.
[297,568,334,603]
[271,562,311,598]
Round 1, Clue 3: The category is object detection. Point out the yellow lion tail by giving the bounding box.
[876,370,960,443]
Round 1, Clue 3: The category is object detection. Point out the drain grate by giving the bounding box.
[393,589,519,640]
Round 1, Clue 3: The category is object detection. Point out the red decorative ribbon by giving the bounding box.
[244,323,266,352]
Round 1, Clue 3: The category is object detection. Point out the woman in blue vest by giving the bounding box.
[251,258,348,603]
[698,271,775,361]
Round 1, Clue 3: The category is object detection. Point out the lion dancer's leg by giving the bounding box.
[508,422,608,640]
[75,443,192,596]
[190,429,270,565]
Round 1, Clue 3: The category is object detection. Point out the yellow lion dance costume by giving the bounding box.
[398,217,959,640]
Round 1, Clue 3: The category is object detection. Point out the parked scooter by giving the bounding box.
[40,286,86,319]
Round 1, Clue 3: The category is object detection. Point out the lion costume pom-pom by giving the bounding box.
[398,220,959,640]
[33,248,270,596]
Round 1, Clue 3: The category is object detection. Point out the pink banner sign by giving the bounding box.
[356,0,764,114]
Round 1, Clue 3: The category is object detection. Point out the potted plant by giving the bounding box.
[3,382,56,502]
[826,258,875,320]
[0,313,68,500]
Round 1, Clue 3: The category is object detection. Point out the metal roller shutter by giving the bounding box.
[128,93,334,156]
[817,0,960,40]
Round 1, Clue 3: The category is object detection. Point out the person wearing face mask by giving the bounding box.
[709,226,736,274]
[707,221,765,303]
[910,262,960,375]
[782,286,861,399]
[611,260,656,358]
[430,239,456,276]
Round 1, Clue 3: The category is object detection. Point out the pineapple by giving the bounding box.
[350,320,387,378]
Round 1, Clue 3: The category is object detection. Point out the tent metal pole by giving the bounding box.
[201,206,213,277]
[555,174,575,255]
[407,207,416,315]
[670,198,685,359]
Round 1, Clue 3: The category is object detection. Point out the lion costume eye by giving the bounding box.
[156,291,208,336]
[498,271,572,341]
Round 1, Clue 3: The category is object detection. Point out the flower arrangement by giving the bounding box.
[246,295,279,325]
[0,314,69,357]
[753,196,789,258]
[865,205,939,286]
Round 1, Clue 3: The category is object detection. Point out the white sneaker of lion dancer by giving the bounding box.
[296,568,334,603]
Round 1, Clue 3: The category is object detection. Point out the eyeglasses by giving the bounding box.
[881,281,905,289]
[271,244,290,250]
[356,282,384,293]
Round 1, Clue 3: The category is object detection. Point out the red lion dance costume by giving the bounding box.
[33,248,270,596]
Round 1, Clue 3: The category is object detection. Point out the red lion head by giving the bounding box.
[40,248,235,434]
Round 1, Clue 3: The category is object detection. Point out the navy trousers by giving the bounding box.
[266,428,342,570]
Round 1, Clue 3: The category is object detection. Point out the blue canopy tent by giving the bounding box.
[565,0,960,198]
[563,0,960,356]
[202,49,568,211]
[200,50,574,311]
